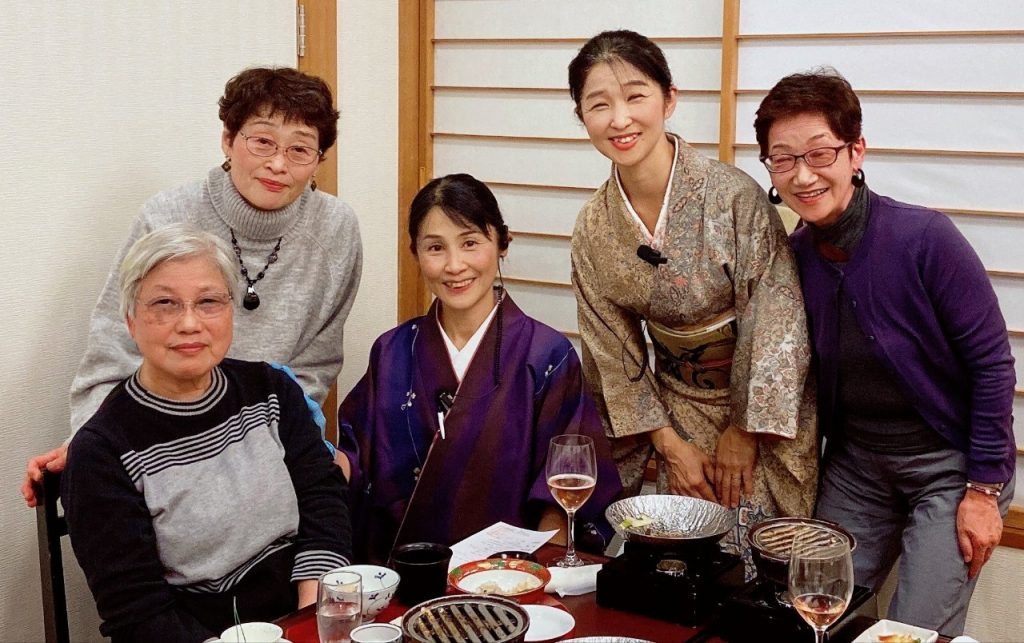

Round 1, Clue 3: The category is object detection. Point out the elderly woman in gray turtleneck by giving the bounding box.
[23,67,362,505]
[753,68,1015,637]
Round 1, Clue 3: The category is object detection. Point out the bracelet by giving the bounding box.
[965,481,1002,497]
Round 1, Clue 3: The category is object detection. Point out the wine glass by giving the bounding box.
[317,569,363,643]
[788,535,854,643]
[546,434,597,568]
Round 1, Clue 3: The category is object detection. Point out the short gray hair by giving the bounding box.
[119,223,240,318]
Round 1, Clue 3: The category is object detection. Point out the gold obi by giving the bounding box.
[646,310,738,390]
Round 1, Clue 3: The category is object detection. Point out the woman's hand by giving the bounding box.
[21,444,69,507]
[334,451,351,482]
[651,426,717,502]
[957,489,1003,579]
[714,425,757,508]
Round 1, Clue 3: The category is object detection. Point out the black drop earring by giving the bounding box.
[310,178,318,192]
[221,158,231,172]
[852,169,866,187]
[768,186,783,205]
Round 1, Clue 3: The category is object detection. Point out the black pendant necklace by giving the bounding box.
[229,228,282,311]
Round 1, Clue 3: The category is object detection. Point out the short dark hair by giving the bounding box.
[408,174,511,254]
[218,67,339,153]
[568,30,673,121]
[754,67,862,158]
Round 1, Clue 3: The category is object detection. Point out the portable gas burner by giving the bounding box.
[599,495,745,626]
[715,580,875,642]
[596,540,746,626]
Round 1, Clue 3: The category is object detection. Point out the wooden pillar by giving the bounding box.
[718,0,741,164]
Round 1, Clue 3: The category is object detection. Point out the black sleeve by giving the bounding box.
[274,370,353,579]
[62,428,215,643]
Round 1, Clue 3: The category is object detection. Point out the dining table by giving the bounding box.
[276,544,951,643]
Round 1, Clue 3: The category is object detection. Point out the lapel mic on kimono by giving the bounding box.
[637,244,667,266]
[436,390,455,440]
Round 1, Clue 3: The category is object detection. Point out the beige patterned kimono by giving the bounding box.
[571,136,818,558]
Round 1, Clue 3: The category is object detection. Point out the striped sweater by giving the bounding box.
[63,358,351,641]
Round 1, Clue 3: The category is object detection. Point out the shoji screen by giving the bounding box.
[431,0,725,353]
[731,1,1024,502]
[426,0,1024,499]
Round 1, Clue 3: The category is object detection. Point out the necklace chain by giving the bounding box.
[228,228,282,310]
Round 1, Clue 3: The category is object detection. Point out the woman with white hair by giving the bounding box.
[62,223,352,643]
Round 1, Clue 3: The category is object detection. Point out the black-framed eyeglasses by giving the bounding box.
[137,293,233,324]
[239,132,321,165]
[760,142,853,174]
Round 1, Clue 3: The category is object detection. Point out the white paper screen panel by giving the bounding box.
[505,282,581,333]
[948,216,1024,274]
[435,42,723,91]
[733,150,1024,215]
[435,0,724,39]
[502,236,573,285]
[489,185,591,236]
[735,95,1024,153]
[739,0,1024,33]
[434,89,721,144]
[736,38,1024,92]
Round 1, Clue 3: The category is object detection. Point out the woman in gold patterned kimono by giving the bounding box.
[567,30,818,562]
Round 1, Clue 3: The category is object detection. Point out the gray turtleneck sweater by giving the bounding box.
[69,167,362,432]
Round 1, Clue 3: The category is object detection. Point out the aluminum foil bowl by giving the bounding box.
[604,494,733,548]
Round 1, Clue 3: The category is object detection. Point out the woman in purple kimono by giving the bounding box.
[338,173,621,564]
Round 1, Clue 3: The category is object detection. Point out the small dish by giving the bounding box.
[494,550,539,562]
[448,558,551,603]
[852,619,939,643]
[523,604,575,642]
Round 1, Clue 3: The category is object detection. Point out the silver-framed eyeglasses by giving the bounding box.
[760,142,853,174]
[137,293,233,324]
[239,132,321,165]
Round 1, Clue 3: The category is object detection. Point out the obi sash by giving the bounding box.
[646,310,737,389]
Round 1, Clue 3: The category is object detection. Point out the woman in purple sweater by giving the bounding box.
[753,68,1015,636]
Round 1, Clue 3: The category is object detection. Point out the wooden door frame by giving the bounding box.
[296,0,340,437]
[397,0,434,322]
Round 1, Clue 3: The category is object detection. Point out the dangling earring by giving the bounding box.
[221,157,231,172]
[852,168,866,187]
[495,259,507,294]
[310,178,318,192]
[768,186,783,205]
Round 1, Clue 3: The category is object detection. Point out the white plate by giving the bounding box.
[852,619,939,643]
[524,604,575,642]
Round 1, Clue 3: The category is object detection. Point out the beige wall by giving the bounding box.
[336,0,400,395]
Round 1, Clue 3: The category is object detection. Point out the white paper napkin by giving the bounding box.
[544,563,602,597]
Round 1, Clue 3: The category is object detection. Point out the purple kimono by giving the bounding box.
[338,295,621,564]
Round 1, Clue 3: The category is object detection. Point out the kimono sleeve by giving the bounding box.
[524,342,623,524]
[571,215,673,438]
[727,186,814,439]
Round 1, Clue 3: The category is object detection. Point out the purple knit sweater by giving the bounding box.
[791,191,1015,483]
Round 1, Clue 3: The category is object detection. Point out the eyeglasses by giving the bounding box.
[238,132,321,165]
[760,142,853,174]
[137,293,232,324]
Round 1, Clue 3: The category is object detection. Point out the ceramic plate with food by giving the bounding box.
[852,619,939,643]
[447,558,551,602]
